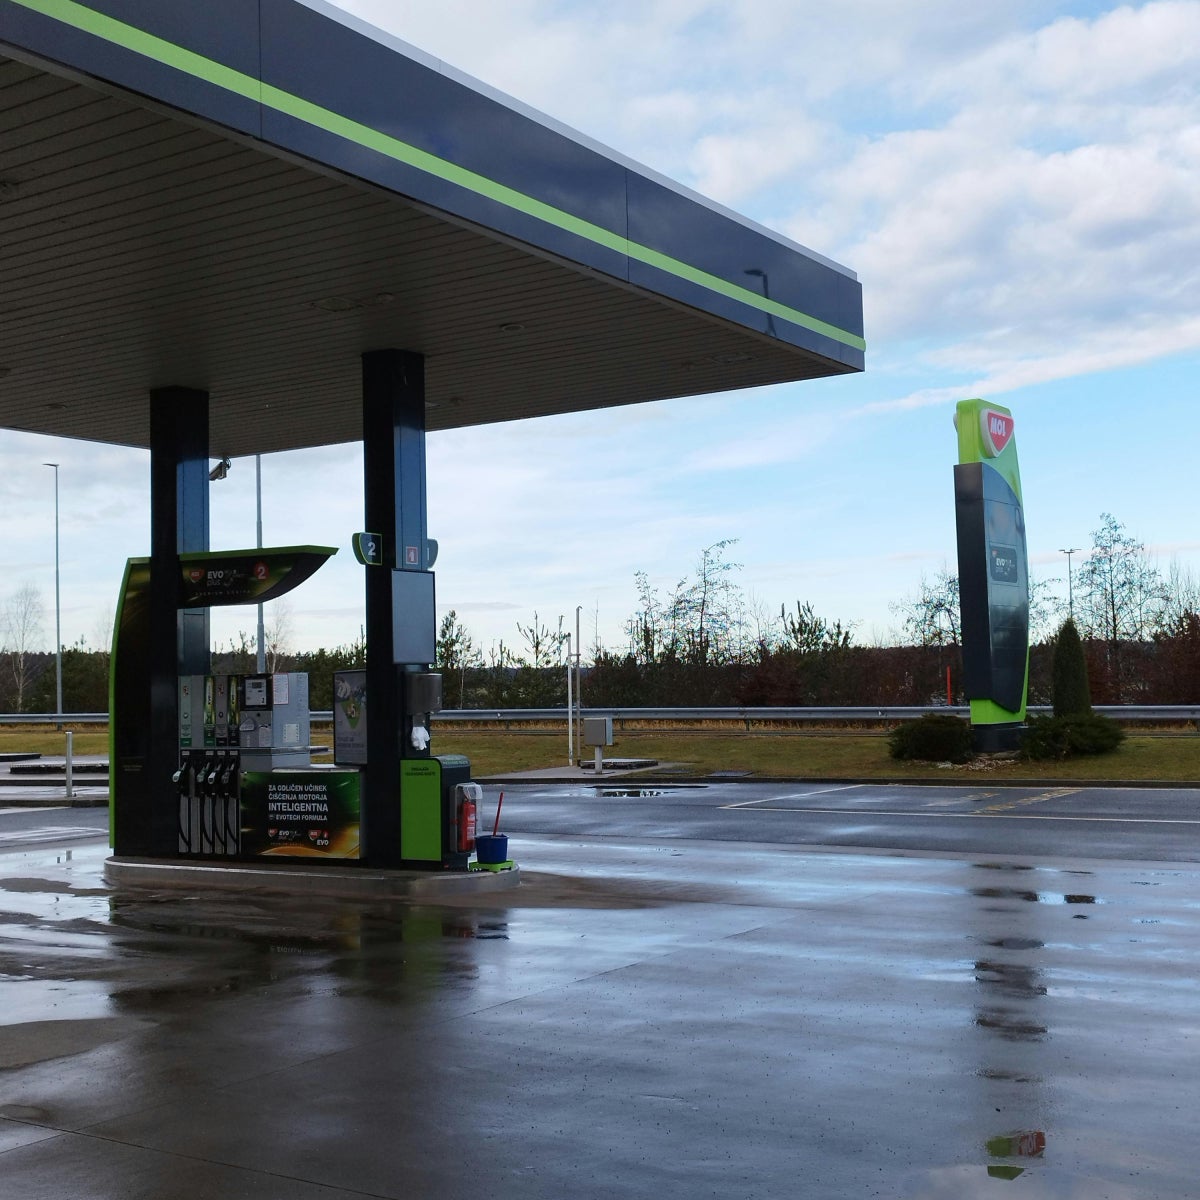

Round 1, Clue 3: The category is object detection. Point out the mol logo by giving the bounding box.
[981,409,1014,457]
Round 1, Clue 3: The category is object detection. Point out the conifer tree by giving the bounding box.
[1052,618,1091,717]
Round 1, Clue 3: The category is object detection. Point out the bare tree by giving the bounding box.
[777,600,853,653]
[1076,514,1165,643]
[1160,560,1200,634]
[2,583,45,712]
[628,569,683,664]
[515,611,567,670]
[91,606,115,662]
[264,601,294,674]
[436,610,482,707]
[892,569,960,647]
[681,539,743,666]
[1074,513,1167,701]
[1027,576,1061,646]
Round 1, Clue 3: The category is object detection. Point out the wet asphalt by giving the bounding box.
[1,818,1199,1198]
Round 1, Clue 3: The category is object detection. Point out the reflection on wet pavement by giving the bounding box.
[0,840,1197,1198]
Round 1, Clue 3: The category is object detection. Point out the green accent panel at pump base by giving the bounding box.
[399,759,442,863]
[398,755,474,867]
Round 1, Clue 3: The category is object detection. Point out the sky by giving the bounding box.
[2,0,1199,662]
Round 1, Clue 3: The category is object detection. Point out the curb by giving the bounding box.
[104,856,521,898]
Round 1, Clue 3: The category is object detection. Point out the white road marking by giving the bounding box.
[0,826,106,846]
[722,784,860,810]
[729,804,1200,825]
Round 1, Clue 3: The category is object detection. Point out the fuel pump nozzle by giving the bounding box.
[192,755,213,798]
[172,760,191,793]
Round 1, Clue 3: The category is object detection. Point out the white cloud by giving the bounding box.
[10,1,1200,660]
[926,2,1200,106]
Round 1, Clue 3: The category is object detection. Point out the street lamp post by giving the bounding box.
[1060,547,1081,620]
[43,462,62,723]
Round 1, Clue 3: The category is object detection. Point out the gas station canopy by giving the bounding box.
[0,0,863,457]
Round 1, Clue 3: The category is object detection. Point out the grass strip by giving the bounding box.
[3,727,1199,783]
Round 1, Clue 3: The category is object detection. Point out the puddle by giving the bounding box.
[973,1010,1048,1040]
[974,959,1047,998]
[970,886,1102,906]
[901,1163,1143,1198]
[0,1017,147,1069]
[595,784,708,798]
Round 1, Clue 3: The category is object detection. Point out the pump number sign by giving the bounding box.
[353,532,383,566]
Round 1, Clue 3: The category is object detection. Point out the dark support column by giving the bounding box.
[147,386,210,855]
[362,350,427,869]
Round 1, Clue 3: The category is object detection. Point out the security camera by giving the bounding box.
[209,456,231,481]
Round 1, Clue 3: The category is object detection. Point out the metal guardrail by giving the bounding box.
[5,706,1198,726]
[430,705,1200,726]
[0,712,111,724]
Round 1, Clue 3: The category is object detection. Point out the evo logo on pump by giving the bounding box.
[981,409,1013,457]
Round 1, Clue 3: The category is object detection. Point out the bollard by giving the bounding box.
[65,730,73,799]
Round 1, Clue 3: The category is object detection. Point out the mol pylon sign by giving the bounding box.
[953,399,1030,750]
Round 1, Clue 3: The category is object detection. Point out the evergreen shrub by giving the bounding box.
[1022,713,1124,760]
[888,713,974,764]
[1052,619,1092,717]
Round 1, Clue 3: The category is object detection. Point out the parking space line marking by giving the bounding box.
[722,784,859,810]
[728,804,1200,825]
[0,826,106,846]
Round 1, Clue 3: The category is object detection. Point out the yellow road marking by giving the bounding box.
[973,788,1079,815]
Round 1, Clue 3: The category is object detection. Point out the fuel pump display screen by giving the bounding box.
[243,677,268,708]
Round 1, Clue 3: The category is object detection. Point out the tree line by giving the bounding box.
[433,517,1200,709]
[3,514,1199,712]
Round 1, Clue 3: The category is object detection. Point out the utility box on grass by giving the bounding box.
[583,716,613,747]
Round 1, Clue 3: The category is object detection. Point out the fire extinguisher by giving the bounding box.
[456,783,479,853]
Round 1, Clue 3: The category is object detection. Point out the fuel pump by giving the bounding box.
[177,674,231,856]
[237,673,310,771]
[207,676,232,855]
[176,674,206,854]
[174,671,310,857]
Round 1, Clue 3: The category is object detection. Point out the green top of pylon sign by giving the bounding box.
[955,397,1023,504]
